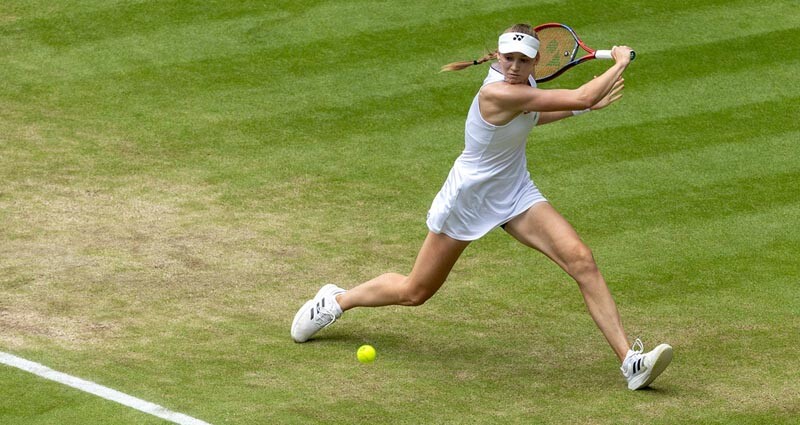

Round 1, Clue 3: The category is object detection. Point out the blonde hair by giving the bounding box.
[441,24,538,72]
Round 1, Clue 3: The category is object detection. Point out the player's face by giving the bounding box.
[497,51,536,84]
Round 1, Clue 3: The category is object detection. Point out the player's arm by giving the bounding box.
[536,111,574,125]
[489,46,632,113]
[537,76,625,126]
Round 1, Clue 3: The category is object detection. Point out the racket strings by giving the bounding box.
[534,27,579,80]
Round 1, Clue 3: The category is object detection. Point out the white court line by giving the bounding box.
[0,351,212,425]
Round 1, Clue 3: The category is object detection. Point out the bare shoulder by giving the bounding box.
[480,81,538,107]
[478,81,502,100]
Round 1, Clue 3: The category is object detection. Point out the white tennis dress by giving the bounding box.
[426,67,547,241]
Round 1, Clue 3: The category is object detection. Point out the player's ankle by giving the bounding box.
[334,292,347,311]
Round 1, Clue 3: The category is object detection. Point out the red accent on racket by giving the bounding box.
[533,23,635,83]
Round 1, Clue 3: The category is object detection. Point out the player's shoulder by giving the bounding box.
[479,81,505,98]
[480,80,538,103]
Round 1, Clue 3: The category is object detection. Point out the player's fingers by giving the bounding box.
[612,46,633,63]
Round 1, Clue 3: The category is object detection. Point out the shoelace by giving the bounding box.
[622,338,646,377]
[314,304,338,330]
[631,338,644,355]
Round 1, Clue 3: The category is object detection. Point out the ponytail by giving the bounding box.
[442,24,536,72]
[440,50,498,72]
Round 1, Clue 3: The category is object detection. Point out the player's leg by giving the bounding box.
[337,231,470,309]
[503,202,672,389]
[291,231,469,342]
[502,202,630,360]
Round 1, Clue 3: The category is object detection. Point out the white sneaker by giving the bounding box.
[621,338,673,390]
[291,284,346,343]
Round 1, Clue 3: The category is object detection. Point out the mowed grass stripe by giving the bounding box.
[535,98,800,191]
[17,19,782,168]
[42,52,795,178]
[184,86,798,198]
[4,0,792,235]
[4,0,788,112]
[0,0,562,80]
[579,0,800,55]
[4,0,748,79]
[3,0,793,150]
[536,59,800,146]
[604,202,800,304]
[558,127,799,227]
[2,0,290,47]
[2,0,792,186]
[634,28,800,85]
[51,7,792,112]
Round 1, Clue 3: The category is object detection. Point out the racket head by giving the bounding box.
[533,23,595,82]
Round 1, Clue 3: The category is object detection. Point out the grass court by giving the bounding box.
[1,1,798,423]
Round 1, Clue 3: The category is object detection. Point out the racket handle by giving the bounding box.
[595,49,636,61]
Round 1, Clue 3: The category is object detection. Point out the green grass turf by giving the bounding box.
[1,0,799,423]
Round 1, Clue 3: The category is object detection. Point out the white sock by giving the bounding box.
[331,291,345,317]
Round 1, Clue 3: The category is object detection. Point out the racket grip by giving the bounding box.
[595,50,636,61]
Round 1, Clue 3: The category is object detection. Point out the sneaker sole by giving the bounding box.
[630,344,673,390]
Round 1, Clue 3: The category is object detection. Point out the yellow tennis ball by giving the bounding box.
[357,345,376,363]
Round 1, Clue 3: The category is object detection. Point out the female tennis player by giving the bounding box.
[291,24,672,390]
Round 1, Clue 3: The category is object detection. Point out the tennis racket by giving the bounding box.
[533,23,635,82]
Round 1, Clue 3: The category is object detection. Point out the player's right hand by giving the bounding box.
[612,45,634,65]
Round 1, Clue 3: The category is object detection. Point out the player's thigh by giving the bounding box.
[503,202,588,271]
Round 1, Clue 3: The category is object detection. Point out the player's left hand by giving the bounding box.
[591,76,624,110]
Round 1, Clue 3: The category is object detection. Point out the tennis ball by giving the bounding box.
[357,345,376,363]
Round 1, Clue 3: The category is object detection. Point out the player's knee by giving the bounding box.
[401,288,431,306]
[401,281,436,307]
[565,243,598,278]
[405,291,432,306]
